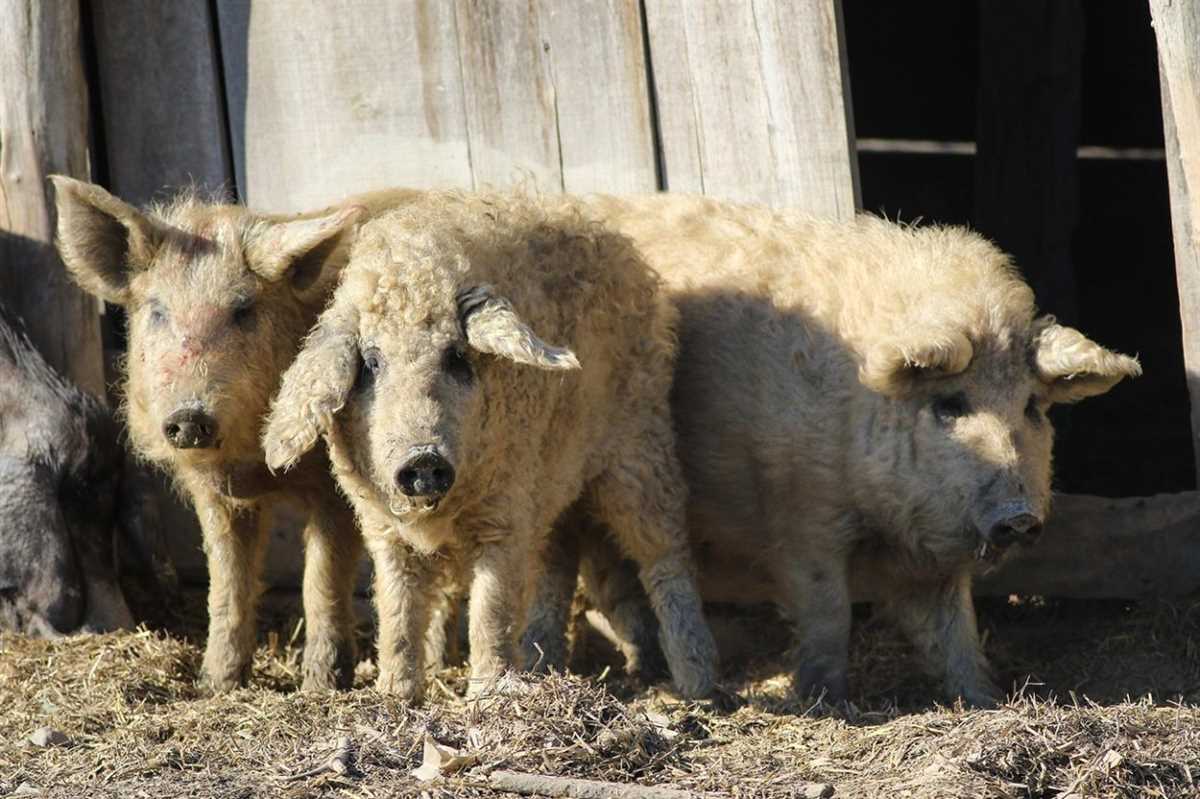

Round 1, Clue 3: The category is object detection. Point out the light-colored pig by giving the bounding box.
[262,191,717,701]
[569,194,1141,706]
[52,177,418,692]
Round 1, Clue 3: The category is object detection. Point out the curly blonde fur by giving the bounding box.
[264,190,717,701]
[571,194,1141,706]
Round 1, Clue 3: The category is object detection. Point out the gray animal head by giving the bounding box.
[860,303,1140,565]
[0,304,131,635]
[263,220,578,546]
[51,176,364,471]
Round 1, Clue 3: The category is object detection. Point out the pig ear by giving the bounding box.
[262,306,361,472]
[458,285,581,371]
[1032,317,1141,404]
[50,175,161,306]
[860,329,974,397]
[246,205,367,293]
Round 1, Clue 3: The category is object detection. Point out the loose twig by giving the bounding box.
[487,770,834,799]
[283,735,353,782]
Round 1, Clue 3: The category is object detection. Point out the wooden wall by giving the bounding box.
[29,0,857,592]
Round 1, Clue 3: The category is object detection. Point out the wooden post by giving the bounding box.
[0,0,105,396]
[642,0,859,216]
[90,1,234,203]
[1150,0,1200,481]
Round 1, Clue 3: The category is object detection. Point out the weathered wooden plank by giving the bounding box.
[454,0,657,194]
[216,0,472,212]
[643,0,858,215]
[1150,0,1200,481]
[0,0,105,397]
[454,0,560,190]
[90,1,233,204]
[975,1,1084,326]
[536,0,658,193]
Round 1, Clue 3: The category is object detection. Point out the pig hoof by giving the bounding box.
[793,666,848,706]
[199,669,247,695]
[375,670,424,703]
[954,683,1002,709]
[301,641,357,692]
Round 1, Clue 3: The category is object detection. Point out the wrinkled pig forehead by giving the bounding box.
[963,339,1040,395]
[134,208,257,301]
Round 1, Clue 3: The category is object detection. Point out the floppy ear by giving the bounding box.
[859,328,974,397]
[50,175,161,306]
[1032,316,1141,403]
[262,306,361,472]
[245,204,366,294]
[458,285,581,371]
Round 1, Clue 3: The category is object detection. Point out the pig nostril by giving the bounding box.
[162,409,219,449]
[396,451,455,498]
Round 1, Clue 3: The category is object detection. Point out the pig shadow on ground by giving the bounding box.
[565,282,1145,717]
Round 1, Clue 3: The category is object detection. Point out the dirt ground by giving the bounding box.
[2,590,1199,799]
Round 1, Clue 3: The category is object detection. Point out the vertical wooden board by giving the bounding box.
[0,0,105,396]
[538,0,658,194]
[217,0,472,212]
[1150,0,1200,480]
[644,0,858,216]
[90,1,233,204]
[454,0,561,190]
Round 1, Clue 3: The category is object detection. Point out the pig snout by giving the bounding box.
[987,512,1043,549]
[976,500,1044,559]
[162,407,219,449]
[395,448,455,499]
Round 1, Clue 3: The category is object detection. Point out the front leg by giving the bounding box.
[300,495,364,691]
[368,537,440,702]
[519,512,581,673]
[196,494,269,693]
[882,570,1000,707]
[468,535,535,698]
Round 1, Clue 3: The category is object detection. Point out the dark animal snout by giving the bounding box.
[987,513,1044,549]
[396,450,455,498]
[162,408,218,449]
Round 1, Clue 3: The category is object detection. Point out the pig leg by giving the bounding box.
[467,534,537,698]
[369,538,439,702]
[578,533,667,682]
[198,498,269,693]
[883,570,1000,707]
[587,441,717,699]
[768,509,855,704]
[520,516,580,673]
[299,497,363,691]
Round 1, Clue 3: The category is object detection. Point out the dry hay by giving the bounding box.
[2,595,1199,798]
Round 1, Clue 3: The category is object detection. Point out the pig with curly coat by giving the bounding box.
[262,191,718,701]
[52,177,418,692]
[550,195,1141,706]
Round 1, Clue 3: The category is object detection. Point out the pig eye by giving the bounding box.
[442,345,473,384]
[147,301,168,327]
[1024,395,1043,424]
[357,346,383,389]
[931,392,969,423]
[232,297,256,327]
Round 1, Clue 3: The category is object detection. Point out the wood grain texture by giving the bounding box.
[216,0,472,212]
[643,0,859,215]
[535,0,657,193]
[90,1,233,204]
[0,0,105,396]
[1150,0,1200,480]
